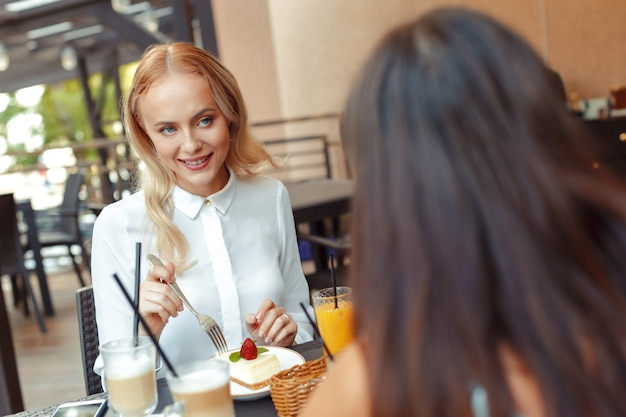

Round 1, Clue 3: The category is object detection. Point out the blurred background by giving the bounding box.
[1,0,625,210]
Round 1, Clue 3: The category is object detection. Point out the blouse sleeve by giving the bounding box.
[276,182,315,344]
[90,203,141,374]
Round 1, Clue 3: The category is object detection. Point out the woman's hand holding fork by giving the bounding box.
[140,258,184,339]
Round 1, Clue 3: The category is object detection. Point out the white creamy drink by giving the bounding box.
[100,337,158,417]
[166,360,234,417]
[106,355,157,416]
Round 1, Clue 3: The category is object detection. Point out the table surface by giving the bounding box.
[8,340,324,417]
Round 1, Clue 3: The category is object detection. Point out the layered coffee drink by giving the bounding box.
[105,359,157,416]
[165,359,234,417]
[100,336,158,417]
[171,377,233,417]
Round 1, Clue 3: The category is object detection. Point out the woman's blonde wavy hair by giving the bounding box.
[123,42,277,271]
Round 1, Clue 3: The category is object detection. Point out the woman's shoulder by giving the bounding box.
[236,173,284,187]
[235,174,287,196]
[299,342,371,417]
[498,344,547,417]
[94,190,146,224]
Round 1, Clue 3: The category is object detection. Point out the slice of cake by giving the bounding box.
[219,338,281,390]
[228,350,281,390]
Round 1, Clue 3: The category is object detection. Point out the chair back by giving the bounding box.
[0,194,27,276]
[0,195,47,332]
[262,135,332,183]
[0,279,24,414]
[59,172,85,237]
[76,286,103,395]
[18,199,54,317]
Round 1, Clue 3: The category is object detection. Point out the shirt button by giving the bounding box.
[205,199,212,206]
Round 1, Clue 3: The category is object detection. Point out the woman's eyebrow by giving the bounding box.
[152,107,218,127]
[194,107,218,118]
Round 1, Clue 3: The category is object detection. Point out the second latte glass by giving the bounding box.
[163,359,235,417]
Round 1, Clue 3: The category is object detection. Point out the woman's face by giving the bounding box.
[137,72,231,196]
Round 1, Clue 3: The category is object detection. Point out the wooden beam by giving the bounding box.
[195,0,219,57]
[171,0,194,43]
[0,0,102,36]
[92,2,168,49]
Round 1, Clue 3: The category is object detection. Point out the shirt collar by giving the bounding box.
[172,167,237,219]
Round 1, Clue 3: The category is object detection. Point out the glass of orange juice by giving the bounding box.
[312,286,355,355]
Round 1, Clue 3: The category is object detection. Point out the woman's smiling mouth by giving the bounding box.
[179,155,210,169]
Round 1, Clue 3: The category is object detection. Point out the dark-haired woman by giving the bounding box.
[301,7,626,417]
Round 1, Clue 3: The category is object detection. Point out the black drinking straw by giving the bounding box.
[330,254,338,308]
[113,273,178,377]
[299,302,334,362]
[133,242,141,347]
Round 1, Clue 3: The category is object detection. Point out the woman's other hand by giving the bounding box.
[245,298,297,347]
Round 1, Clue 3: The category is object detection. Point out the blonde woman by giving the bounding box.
[91,42,314,376]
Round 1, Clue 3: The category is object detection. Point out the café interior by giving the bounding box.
[1,0,626,416]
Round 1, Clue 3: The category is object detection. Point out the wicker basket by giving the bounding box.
[270,356,328,417]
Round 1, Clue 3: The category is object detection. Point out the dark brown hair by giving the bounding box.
[343,7,626,417]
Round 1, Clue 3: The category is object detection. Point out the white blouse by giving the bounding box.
[91,172,314,376]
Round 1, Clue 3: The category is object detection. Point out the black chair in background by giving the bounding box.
[76,286,103,395]
[17,200,55,317]
[0,194,46,333]
[27,172,91,287]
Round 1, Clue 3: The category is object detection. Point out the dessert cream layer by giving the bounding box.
[218,351,281,390]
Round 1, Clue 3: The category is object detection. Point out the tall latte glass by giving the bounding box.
[164,359,234,417]
[100,336,158,417]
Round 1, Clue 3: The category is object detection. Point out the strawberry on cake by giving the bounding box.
[218,338,281,390]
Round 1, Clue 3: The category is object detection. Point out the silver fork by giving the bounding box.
[146,254,229,355]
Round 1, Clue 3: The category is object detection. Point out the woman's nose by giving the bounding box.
[181,130,202,152]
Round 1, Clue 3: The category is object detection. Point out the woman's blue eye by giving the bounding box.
[199,117,212,126]
[160,126,175,135]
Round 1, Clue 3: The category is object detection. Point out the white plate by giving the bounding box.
[224,346,305,401]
